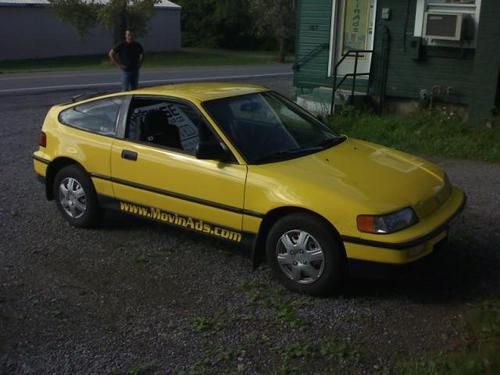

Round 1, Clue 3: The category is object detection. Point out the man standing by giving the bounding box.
[109,30,144,91]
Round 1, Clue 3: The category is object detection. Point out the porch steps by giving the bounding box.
[296,86,367,115]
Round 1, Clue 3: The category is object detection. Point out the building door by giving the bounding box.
[329,0,377,80]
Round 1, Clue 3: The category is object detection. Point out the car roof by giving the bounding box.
[130,82,269,102]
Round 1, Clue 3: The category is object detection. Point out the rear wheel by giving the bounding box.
[53,165,100,227]
[266,213,344,296]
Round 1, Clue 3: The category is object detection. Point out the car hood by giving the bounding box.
[249,137,449,217]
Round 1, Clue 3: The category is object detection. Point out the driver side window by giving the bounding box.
[126,98,216,155]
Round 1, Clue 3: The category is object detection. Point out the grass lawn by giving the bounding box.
[328,110,500,375]
[397,298,500,374]
[0,48,287,73]
[329,110,500,163]
[330,109,500,373]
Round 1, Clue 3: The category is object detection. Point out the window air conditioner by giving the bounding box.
[423,12,463,41]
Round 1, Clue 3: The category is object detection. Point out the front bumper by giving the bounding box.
[346,235,450,279]
[342,187,466,266]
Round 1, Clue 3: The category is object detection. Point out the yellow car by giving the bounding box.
[32,83,466,295]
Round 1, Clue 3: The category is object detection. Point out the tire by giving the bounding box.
[266,213,345,296]
[53,165,100,228]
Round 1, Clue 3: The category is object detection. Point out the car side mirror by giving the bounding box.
[196,141,231,162]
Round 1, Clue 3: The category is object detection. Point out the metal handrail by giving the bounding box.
[330,49,373,114]
[293,43,329,72]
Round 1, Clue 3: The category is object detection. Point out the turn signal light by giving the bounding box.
[39,131,47,147]
[357,215,375,233]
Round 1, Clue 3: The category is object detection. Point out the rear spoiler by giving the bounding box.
[71,91,114,103]
[56,91,116,106]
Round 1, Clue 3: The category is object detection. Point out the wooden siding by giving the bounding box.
[294,0,500,119]
[371,0,475,104]
[294,0,333,88]
[468,0,500,123]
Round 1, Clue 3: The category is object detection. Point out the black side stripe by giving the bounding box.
[32,155,50,164]
[341,194,467,250]
[90,173,265,219]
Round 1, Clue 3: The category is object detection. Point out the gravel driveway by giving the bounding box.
[1,78,499,374]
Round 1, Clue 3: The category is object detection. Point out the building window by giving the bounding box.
[414,0,481,47]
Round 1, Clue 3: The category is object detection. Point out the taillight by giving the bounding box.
[39,131,47,147]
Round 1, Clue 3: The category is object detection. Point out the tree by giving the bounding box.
[48,0,159,44]
[174,0,218,47]
[212,0,255,49]
[175,0,255,49]
[249,0,295,62]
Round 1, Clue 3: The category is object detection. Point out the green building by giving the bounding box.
[294,0,500,124]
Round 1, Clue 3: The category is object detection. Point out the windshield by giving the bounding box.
[203,91,344,164]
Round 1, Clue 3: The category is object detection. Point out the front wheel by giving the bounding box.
[266,213,345,296]
[53,165,100,228]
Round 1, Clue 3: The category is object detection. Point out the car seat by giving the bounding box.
[141,109,182,150]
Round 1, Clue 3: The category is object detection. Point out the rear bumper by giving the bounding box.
[33,153,51,199]
[36,174,46,185]
[342,188,466,266]
[33,153,50,178]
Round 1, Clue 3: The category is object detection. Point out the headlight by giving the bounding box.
[357,208,418,234]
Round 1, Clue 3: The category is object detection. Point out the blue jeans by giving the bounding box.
[122,70,139,91]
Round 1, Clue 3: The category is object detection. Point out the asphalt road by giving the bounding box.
[0,69,499,373]
[0,64,293,95]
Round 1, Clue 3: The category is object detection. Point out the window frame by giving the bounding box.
[414,0,481,48]
[327,0,378,78]
[122,95,238,163]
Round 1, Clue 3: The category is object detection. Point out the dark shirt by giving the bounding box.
[113,41,144,72]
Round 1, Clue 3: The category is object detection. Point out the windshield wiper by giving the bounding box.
[253,136,347,164]
[254,147,322,164]
[315,135,347,149]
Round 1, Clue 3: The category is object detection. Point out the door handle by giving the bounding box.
[121,150,138,161]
